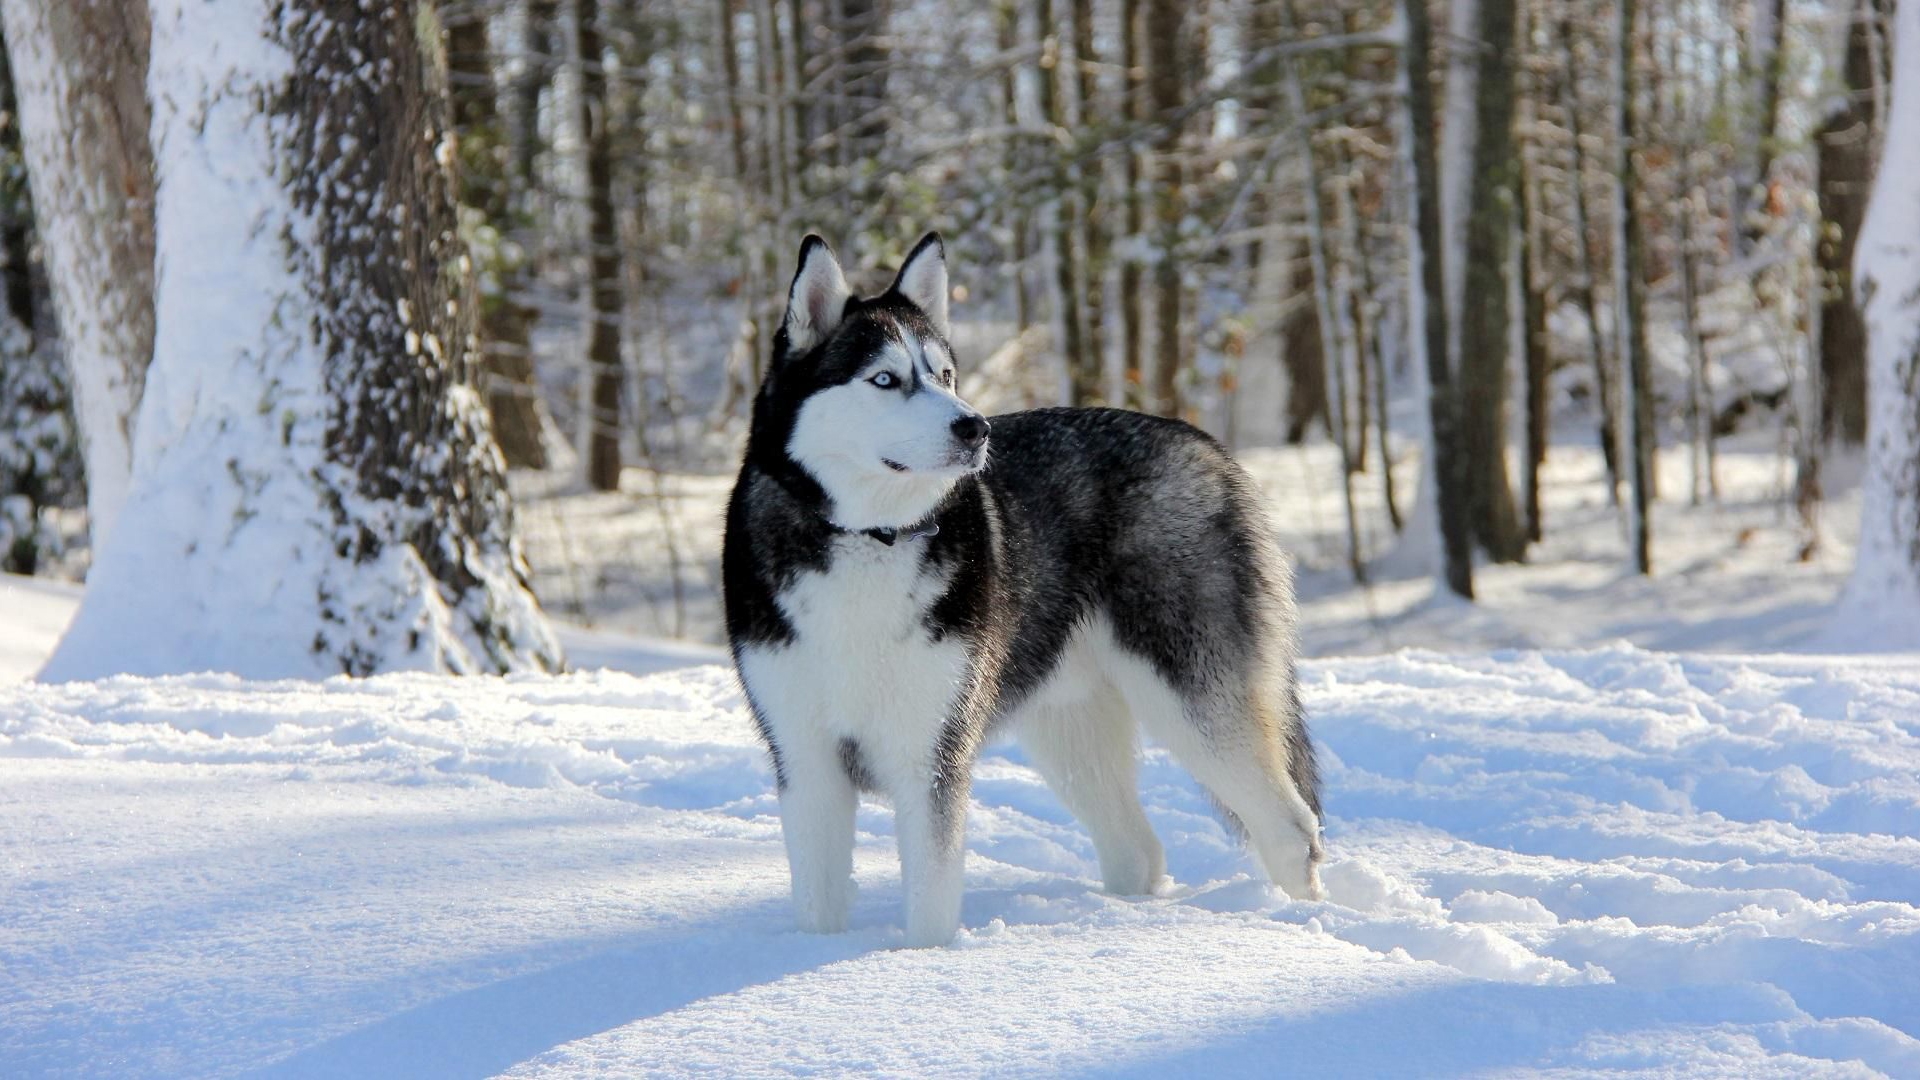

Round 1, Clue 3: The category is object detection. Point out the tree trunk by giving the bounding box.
[1737,0,1788,253]
[44,0,561,680]
[1817,0,1880,448]
[1072,0,1106,403]
[1616,0,1654,575]
[1403,0,1474,599]
[717,0,754,189]
[997,0,1032,340]
[0,28,81,576]
[1558,9,1621,505]
[1039,0,1092,405]
[512,0,557,192]
[1119,0,1146,406]
[840,0,888,184]
[1146,0,1183,418]
[1455,0,1528,563]
[780,0,806,189]
[448,3,549,470]
[1280,257,1330,444]
[752,0,787,211]
[1520,129,1549,544]
[578,0,624,492]
[0,0,155,549]
[1677,187,1714,503]
[1836,0,1920,645]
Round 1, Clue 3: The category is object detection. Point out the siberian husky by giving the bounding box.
[723,232,1323,946]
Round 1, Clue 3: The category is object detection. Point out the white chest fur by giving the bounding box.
[737,536,972,787]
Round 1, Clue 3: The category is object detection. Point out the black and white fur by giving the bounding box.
[724,233,1323,946]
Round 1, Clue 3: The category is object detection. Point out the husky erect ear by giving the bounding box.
[886,232,950,340]
[783,235,853,354]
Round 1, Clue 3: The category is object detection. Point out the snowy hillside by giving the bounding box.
[4,645,1918,1077]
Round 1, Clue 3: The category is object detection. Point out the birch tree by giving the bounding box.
[42,0,561,680]
[1838,0,1920,646]
[0,0,154,548]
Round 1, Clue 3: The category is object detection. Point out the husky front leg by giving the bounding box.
[776,736,859,933]
[891,767,972,947]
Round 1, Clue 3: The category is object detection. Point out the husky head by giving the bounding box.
[754,232,989,532]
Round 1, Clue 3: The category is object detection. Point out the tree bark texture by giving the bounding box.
[1455,0,1528,563]
[578,0,624,492]
[46,0,561,679]
[1617,0,1655,575]
[0,0,155,548]
[1038,0,1092,406]
[1403,0,1474,598]
[1119,0,1145,406]
[1147,0,1183,418]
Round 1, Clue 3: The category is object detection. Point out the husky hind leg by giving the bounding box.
[1105,645,1323,900]
[1016,683,1166,896]
[1175,704,1324,901]
[1161,703,1322,900]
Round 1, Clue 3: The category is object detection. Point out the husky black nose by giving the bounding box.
[951,414,989,450]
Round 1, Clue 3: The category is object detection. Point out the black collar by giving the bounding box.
[830,518,941,546]
[757,461,945,547]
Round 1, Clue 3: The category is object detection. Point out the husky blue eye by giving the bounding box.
[870,372,900,389]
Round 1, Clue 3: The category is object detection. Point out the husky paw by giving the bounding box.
[902,893,963,947]
[902,920,960,948]
[1272,858,1324,903]
[792,878,856,934]
[1098,842,1167,897]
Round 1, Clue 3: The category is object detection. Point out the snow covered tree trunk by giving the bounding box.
[0,0,155,549]
[42,0,562,680]
[1838,0,1920,647]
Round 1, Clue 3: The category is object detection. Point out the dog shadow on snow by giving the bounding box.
[244,896,873,1080]
[245,873,1127,1080]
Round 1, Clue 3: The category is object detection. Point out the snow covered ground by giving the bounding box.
[5,600,1919,1075]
